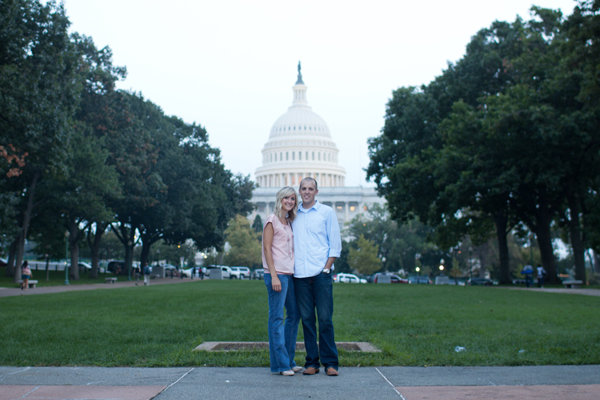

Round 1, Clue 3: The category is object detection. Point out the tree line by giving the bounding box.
[0,0,254,281]
[367,1,600,284]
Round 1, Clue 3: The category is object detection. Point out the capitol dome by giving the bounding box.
[255,63,346,188]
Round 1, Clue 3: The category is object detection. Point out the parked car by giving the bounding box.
[468,277,494,286]
[78,261,92,271]
[162,264,179,277]
[205,265,231,279]
[230,266,251,279]
[408,275,431,284]
[180,267,202,278]
[67,261,93,272]
[107,260,126,275]
[392,274,409,284]
[251,269,265,280]
[334,273,367,284]
[373,273,408,284]
[435,275,452,285]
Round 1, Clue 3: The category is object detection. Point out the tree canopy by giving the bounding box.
[367,2,600,283]
[0,0,254,280]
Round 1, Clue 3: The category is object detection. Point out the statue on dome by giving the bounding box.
[296,61,304,85]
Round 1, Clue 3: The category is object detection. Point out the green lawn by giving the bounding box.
[1,280,598,367]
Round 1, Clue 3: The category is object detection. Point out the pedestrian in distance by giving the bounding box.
[262,186,302,376]
[143,263,151,286]
[134,265,141,286]
[21,261,32,290]
[293,177,342,377]
[521,265,533,288]
[537,264,547,288]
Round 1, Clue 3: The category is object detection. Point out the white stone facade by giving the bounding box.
[254,64,346,188]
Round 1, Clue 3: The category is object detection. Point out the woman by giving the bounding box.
[21,261,32,290]
[262,186,302,376]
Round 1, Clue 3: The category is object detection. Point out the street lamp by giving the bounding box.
[64,231,70,285]
[439,258,445,273]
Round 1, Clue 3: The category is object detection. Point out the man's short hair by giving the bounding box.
[299,177,318,190]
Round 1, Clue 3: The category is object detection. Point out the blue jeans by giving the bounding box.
[264,274,300,372]
[294,272,338,370]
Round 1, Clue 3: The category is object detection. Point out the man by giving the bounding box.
[536,264,547,288]
[293,177,342,376]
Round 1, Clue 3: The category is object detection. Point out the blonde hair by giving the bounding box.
[274,186,298,222]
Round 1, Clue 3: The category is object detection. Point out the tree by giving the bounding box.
[550,1,600,281]
[252,215,263,235]
[70,34,125,278]
[45,132,119,280]
[346,204,436,273]
[223,215,261,267]
[366,7,590,284]
[0,0,89,280]
[347,235,381,275]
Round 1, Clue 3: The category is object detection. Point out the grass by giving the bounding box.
[0,279,599,367]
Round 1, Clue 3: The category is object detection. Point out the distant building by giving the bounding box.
[251,62,384,226]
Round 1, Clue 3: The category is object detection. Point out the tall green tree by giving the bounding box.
[0,0,85,280]
[346,204,436,272]
[223,214,261,267]
[347,235,381,275]
[367,7,592,284]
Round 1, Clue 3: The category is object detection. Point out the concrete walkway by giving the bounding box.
[1,365,599,400]
[2,278,599,298]
[0,277,197,298]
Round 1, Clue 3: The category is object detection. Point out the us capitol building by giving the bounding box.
[250,63,384,226]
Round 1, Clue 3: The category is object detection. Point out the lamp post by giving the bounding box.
[439,258,445,274]
[64,231,70,285]
[415,253,421,275]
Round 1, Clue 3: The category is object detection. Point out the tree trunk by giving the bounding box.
[6,238,17,277]
[493,210,511,284]
[124,242,133,280]
[140,240,151,269]
[69,239,80,280]
[566,192,586,281]
[534,204,558,283]
[112,222,136,280]
[87,222,107,279]
[14,172,39,283]
[140,231,160,270]
[45,255,50,281]
[68,220,84,281]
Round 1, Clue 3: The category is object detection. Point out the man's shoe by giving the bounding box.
[280,370,294,376]
[292,366,304,373]
[302,367,319,375]
[326,367,339,376]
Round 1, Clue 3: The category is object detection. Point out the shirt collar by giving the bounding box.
[299,200,320,213]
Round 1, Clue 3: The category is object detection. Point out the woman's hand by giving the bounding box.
[271,275,282,292]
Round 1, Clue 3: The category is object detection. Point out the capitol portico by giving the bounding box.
[251,63,384,226]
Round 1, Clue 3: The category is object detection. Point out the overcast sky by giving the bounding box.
[64,0,577,187]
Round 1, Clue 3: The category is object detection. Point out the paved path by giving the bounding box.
[1,365,599,400]
[510,287,600,297]
[3,279,599,298]
[0,277,196,298]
